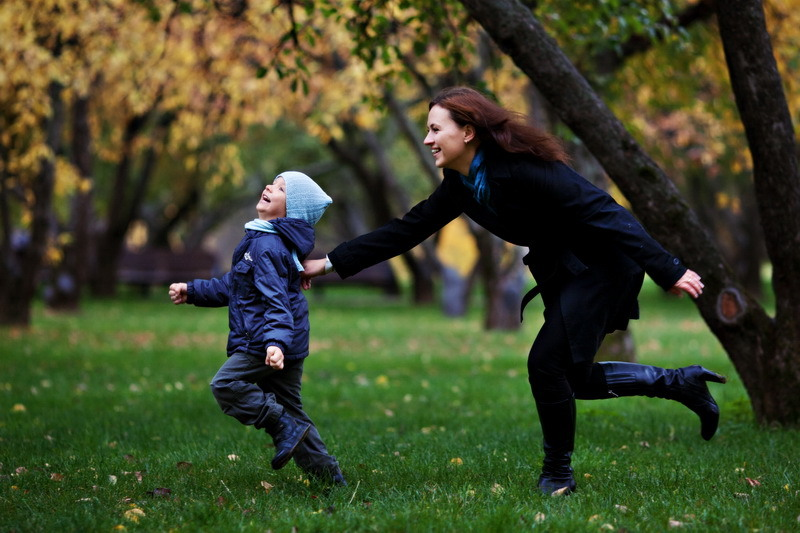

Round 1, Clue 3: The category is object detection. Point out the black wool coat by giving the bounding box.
[329,150,686,362]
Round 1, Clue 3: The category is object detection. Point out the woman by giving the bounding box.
[303,87,725,495]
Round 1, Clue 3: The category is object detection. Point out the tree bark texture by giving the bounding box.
[715,0,800,425]
[457,0,800,425]
[0,82,64,325]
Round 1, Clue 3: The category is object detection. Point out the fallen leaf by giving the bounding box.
[124,508,145,523]
[15,467,28,475]
[615,504,629,513]
[533,512,546,523]
[669,519,684,527]
[491,483,504,495]
[109,475,118,485]
[50,473,64,482]
[745,477,761,487]
[551,486,570,496]
[12,404,26,412]
[584,473,593,479]
[147,487,172,498]
[449,457,463,465]
[124,455,135,463]
[640,441,650,448]
[734,492,750,499]
[176,461,193,470]
[588,514,601,522]
[260,481,274,494]
[600,525,614,531]
[227,454,239,461]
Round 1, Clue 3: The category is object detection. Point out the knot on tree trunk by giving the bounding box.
[717,287,746,325]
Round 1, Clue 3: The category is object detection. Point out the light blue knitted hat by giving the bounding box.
[278,171,332,226]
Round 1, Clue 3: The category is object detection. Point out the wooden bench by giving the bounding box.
[118,248,218,289]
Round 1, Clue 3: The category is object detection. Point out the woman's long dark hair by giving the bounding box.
[430,86,570,163]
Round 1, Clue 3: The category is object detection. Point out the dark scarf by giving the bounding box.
[460,148,492,211]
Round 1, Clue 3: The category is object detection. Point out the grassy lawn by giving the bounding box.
[1,281,797,532]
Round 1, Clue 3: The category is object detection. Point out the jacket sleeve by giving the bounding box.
[187,273,231,307]
[329,175,468,278]
[539,162,685,290]
[253,247,294,353]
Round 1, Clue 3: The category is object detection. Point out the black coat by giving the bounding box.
[329,151,686,361]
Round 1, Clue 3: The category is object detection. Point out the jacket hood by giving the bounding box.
[263,217,316,260]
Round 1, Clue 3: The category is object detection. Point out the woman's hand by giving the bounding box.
[300,258,328,290]
[669,269,704,299]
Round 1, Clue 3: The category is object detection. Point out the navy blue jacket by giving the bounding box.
[187,217,315,360]
[329,150,686,361]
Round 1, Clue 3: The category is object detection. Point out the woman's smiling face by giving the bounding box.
[424,104,477,176]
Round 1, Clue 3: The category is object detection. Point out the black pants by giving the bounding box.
[527,295,609,404]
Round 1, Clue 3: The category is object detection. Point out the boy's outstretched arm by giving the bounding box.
[169,282,188,304]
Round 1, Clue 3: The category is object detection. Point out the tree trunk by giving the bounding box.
[457,0,800,425]
[90,111,172,297]
[472,226,524,331]
[0,82,64,325]
[715,0,800,425]
[45,95,94,311]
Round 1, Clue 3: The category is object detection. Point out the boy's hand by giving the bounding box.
[266,346,284,370]
[169,283,188,304]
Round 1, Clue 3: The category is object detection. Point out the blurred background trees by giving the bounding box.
[1,0,797,425]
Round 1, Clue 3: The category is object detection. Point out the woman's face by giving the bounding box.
[256,177,287,220]
[424,104,476,176]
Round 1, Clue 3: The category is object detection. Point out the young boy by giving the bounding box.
[168,171,345,485]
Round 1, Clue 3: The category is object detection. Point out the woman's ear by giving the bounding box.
[463,125,476,144]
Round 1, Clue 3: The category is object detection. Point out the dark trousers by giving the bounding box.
[210,352,340,476]
[527,295,608,404]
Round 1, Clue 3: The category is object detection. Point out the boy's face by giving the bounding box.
[256,177,287,220]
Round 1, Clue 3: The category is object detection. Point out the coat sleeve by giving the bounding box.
[187,273,231,307]
[329,175,468,278]
[253,247,295,353]
[539,162,686,290]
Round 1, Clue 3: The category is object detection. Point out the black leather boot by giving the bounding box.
[536,396,578,495]
[578,362,726,440]
[268,411,311,470]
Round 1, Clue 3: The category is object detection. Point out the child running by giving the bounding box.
[168,171,345,485]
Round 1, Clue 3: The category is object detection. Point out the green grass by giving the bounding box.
[1,281,797,532]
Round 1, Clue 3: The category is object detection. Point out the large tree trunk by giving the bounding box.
[715,0,800,425]
[457,0,800,425]
[45,95,94,311]
[0,82,64,325]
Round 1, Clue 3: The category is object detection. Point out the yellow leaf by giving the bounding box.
[12,404,26,412]
[449,457,463,465]
[124,508,145,523]
[260,481,274,494]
